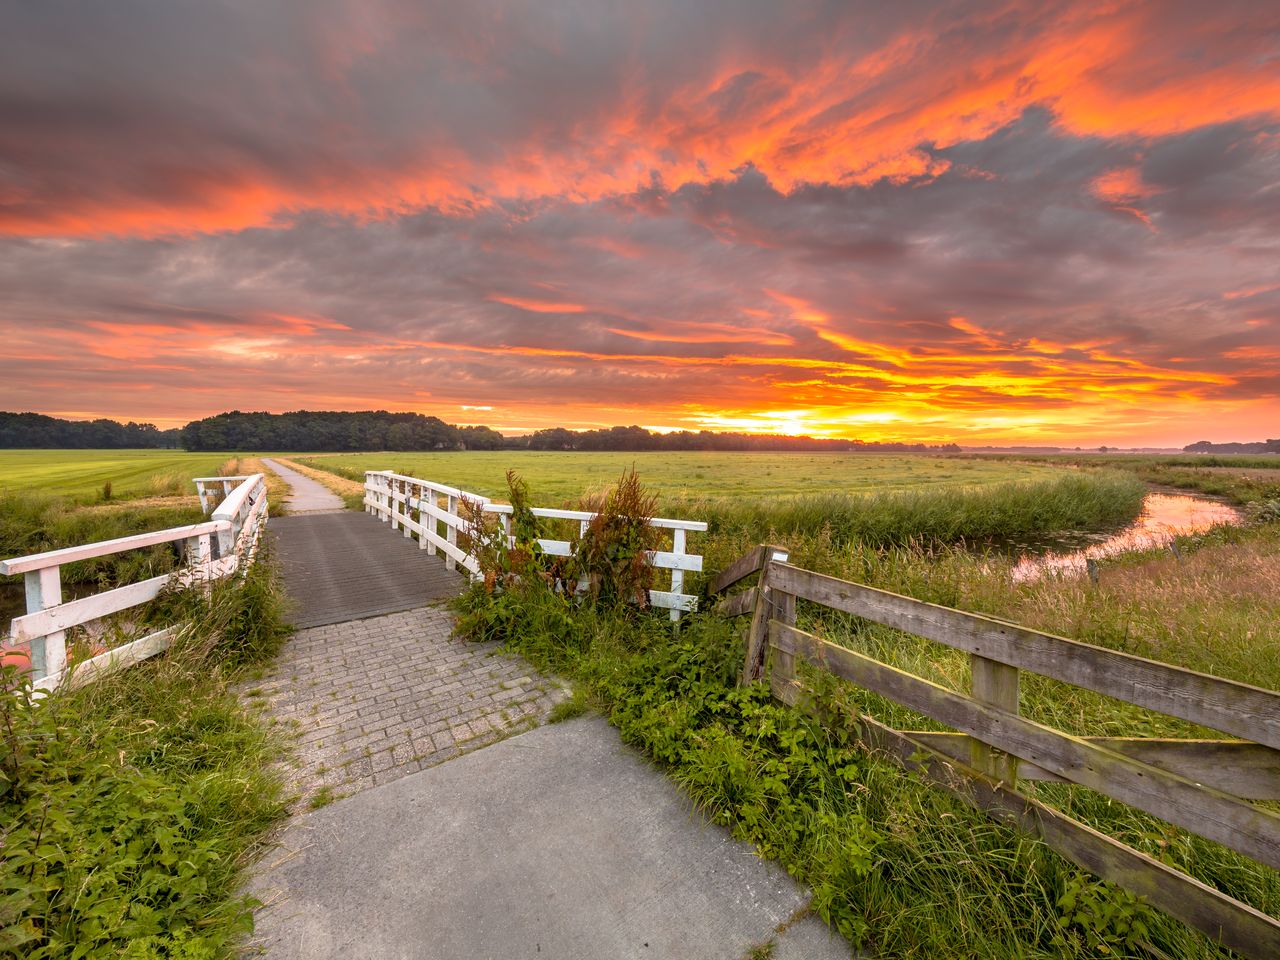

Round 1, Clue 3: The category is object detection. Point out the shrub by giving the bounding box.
[572,468,661,608]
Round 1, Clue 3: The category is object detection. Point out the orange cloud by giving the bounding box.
[486,295,590,313]
[4,2,1278,237]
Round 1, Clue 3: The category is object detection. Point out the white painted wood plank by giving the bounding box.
[10,573,173,640]
[407,496,471,530]
[34,625,179,693]
[648,550,702,572]
[649,590,698,612]
[1,520,228,574]
[483,503,706,530]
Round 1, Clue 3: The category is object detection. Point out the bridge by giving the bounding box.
[2,462,846,960]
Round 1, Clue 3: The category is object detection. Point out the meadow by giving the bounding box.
[0,449,241,502]
[294,450,1063,502]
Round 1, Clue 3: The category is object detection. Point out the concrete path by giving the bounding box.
[268,512,463,629]
[247,716,850,960]
[261,457,345,514]
[247,605,566,810]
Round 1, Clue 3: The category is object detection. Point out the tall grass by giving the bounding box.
[690,470,1146,549]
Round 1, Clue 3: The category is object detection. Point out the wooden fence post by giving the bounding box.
[768,582,798,703]
[970,654,1020,783]
[25,566,66,681]
[741,546,790,685]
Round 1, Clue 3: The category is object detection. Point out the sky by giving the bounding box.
[1,1,1278,446]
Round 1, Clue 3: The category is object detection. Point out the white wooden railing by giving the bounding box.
[1,474,269,691]
[363,470,707,620]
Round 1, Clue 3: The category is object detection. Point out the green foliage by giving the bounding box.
[1052,872,1155,954]
[464,470,571,594]
[0,561,291,958]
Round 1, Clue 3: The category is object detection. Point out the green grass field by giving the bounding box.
[0,449,235,501]
[296,450,1065,503]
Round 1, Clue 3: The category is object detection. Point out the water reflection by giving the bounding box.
[1010,493,1242,582]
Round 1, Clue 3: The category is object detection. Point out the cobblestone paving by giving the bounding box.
[245,604,568,809]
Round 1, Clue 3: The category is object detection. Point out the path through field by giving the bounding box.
[247,463,848,959]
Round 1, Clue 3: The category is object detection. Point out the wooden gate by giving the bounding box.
[710,546,1280,959]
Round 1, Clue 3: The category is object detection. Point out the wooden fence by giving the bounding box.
[710,545,1280,959]
[1,474,269,691]
[364,470,706,620]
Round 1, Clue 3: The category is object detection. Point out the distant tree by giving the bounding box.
[0,412,179,448]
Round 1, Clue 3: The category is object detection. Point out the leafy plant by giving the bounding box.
[1052,872,1154,953]
[572,468,660,608]
[463,470,568,593]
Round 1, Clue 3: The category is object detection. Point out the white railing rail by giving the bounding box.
[1,473,269,691]
[194,475,253,514]
[364,470,707,620]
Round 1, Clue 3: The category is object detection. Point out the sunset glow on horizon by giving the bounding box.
[2,1,1278,446]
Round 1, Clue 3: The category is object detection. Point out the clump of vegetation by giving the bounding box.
[573,469,661,608]
[464,470,564,592]
[0,558,291,958]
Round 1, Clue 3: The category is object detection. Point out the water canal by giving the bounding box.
[1007,492,1243,581]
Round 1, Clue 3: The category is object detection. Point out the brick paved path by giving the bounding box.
[248,604,568,810]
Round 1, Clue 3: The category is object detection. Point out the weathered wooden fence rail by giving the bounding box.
[364,470,707,619]
[1,473,269,691]
[711,546,1280,959]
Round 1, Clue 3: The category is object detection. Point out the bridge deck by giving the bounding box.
[268,511,464,629]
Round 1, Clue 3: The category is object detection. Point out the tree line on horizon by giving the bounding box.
[1,409,960,453]
[0,411,182,448]
[6,409,1276,454]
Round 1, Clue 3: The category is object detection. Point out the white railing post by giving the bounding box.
[196,480,210,514]
[402,480,413,539]
[668,528,686,623]
[425,492,438,555]
[414,482,429,550]
[445,494,458,570]
[24,566,66,680]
